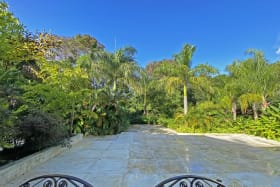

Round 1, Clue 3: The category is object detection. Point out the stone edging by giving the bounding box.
[0,134,83,185]
[174,130,280,147]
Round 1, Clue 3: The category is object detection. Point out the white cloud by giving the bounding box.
[276,48,280,55]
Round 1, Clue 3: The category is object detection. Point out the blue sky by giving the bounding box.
[5,0,280,71]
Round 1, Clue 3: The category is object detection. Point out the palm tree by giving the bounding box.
[226,49,278,120]
[220,75,241,121]
[174,44,196,115]
[155,44,216,115]
[91,46,140,93]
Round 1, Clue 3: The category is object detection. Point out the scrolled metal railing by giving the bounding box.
[19,173,226,187]
[155,175,226,187]
[19,174,94,187]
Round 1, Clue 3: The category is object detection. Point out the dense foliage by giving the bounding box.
[0,0,279,155]
[147,50,280,141]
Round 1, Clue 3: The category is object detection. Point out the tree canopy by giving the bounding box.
[1,1,280,151]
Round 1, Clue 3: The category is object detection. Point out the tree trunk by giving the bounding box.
[261,95,268,111]
[184,84,188,115]
[232,100,237,121]
[70,110,75,135]
[252,102,258,120]
[143,87,147,115]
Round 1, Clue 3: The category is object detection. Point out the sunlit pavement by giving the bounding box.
[5,125,280,187]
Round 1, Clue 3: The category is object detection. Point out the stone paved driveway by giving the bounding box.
[6,125,280,187]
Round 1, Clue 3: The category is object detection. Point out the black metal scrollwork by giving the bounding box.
[19,174,225,187]
[19,174,94,187]
[179,181,189,187]
[155,175,226,187]
[43,179,54,187]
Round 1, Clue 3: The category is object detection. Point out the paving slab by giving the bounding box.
[3,125,280,187]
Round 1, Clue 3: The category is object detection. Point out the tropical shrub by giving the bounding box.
[236,104,280,140]
[89,103,130,135]
[0,104,18,148]
[17,110,69,151]
[85,88,131,135]
[166,101,233,133]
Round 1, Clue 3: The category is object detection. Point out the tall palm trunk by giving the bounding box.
[252,102,258,120]
[184,84,188,115]
[232,99,237,121]
[174,44,195,115]
[143,86,147,115]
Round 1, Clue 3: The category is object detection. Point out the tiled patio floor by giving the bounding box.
[5,125,280,187]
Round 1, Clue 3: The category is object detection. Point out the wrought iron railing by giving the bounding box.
[19,174,94,187]
[19,174,226,187]
[155,175,226,187]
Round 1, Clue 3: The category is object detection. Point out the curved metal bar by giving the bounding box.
[19,174,94,187]
[155,175,226,187]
